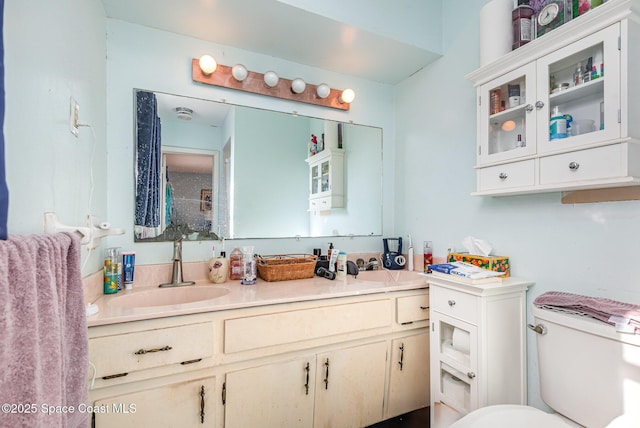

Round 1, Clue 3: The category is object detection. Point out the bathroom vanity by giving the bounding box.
[86,271,430,427]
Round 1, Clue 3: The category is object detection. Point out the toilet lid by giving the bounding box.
[449,405,574,428]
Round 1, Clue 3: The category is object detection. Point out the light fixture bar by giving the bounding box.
[191,58,350,111]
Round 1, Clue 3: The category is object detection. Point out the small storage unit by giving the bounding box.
[467,1,640,196]
[427,275,532,425]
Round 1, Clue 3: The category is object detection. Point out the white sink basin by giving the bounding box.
[108,286,230,308]
[356,270,425,283]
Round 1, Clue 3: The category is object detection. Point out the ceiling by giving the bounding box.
[100,0,442,84]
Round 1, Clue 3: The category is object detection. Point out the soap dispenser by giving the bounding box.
[208,246,229,284]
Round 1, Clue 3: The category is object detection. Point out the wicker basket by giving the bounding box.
[256,254,318,282]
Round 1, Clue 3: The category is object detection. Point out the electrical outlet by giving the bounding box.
[70,97,80,137]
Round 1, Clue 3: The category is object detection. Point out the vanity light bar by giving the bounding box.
[191,58,352,111]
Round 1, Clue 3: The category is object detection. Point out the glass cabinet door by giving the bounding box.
[536,23,620,154]
[320,160,330,192]
[478,62,537,166]
[311,164,320,195]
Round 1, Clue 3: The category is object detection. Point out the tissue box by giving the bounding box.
[447,253,510,278]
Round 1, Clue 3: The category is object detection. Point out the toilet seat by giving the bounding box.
[449,405,576,428]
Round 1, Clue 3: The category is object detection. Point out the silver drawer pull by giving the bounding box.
[568,161,580,171]
[498,172,508,180]
[467,371,476,379]
[447,300,456,307]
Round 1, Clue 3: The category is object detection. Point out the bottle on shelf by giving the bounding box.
[512,0,534,50]
[550,106,568,140]
[490,89,502,115]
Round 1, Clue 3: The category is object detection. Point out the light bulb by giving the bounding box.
[291,78,306,94]
[340,88,356,104]
[199,55,217,75]
[316,83,330,99]
[231,64,248,82]
[264,71,279,88]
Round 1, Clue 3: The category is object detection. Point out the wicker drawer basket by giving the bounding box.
[256,254,318,282]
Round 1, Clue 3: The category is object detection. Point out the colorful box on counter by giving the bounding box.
[447,253,510,278]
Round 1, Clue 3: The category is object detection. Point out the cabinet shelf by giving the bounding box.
[549,78,604,105]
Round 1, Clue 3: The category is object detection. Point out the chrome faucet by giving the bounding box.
[159,236,196,288]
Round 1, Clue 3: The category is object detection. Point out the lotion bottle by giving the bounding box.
[329,247,339,272]
[336,252,347,278]
[208,246,229,284]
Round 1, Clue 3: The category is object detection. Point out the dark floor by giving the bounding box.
[366,407,430,428]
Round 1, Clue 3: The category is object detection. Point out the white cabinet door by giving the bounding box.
[94,376,216,427]
[387,332,430,419]
[536,23,621,154]
[314,341,387,428]
[478,62,538,165]
[224,356,315,428]
[430,312,479,415]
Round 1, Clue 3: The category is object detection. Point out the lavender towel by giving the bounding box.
[0,233,88,427]
[534,291,640,334]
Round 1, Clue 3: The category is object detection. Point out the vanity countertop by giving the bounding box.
[87,270,428,327]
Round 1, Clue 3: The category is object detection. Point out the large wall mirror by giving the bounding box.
[134,89,383,242]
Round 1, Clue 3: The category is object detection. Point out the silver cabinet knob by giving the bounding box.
[447,300,456,307]
[467,372,476,379]
[568,161,580,171]
[498,172,508,180]
[535,101,544,109]
[525,104,534,112]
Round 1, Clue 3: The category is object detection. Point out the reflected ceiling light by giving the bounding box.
[231,64,248,82]
[291,78,306,94]
[316,83,330,99]
[264,71,279,88]
[175,107,193,121]
[339,88,356,104]
[198,55,217,75]
[501,120,516,132]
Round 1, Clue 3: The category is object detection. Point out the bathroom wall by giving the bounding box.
[105,19,396,265]
[4,0,107,275]
[395,0,640,411]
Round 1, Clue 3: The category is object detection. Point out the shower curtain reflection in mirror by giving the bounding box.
[135,91,162,239]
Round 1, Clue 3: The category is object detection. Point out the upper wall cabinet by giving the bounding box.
[467,0,640,196]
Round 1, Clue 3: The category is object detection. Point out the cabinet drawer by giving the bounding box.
[309,195,344,210]
[309,196,330,211]
[89,322,214,378]
[430,287,478,325]
[539,144,625,185]
[397,293,430,324]
[224,299,391,353]
[477,160,535,191]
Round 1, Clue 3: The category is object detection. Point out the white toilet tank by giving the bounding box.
[533,305,640,427]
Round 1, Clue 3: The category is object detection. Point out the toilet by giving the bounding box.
[449,305,640,428]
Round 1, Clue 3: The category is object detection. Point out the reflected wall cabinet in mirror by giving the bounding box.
[133,89,383,241]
